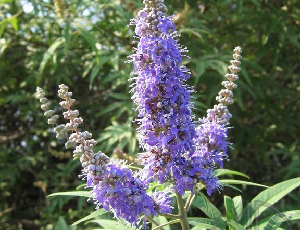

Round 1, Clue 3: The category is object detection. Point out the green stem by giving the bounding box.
[176,193,190,230]
[152,219,181,230]
[185,194,196,212]
[161,213,182,219]
[146,216,165,230]
[184,193,193,211]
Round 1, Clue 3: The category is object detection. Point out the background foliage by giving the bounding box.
[0,0,299,229]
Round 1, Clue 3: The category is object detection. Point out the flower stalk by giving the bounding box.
[176,193,190,230]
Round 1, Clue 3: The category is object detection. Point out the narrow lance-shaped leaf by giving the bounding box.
[219,179,269,188]
[240,177,300,227]
[224,196,235,226]
[72,209,107,226]
[73,21,99,61]
[188,217,222,230]
[233,196,243,222]
[215,169,249,179]
[38,37,65,81]
[192,193,226,229]
[247,210,300,230]
[48,191,91,198]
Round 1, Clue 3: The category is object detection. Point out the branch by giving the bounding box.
[152,219,181,230]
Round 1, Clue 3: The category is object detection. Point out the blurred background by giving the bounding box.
[0,0,299,229]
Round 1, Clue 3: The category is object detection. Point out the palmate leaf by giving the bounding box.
[240,177,300,227]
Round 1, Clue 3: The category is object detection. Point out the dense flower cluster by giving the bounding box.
[130,0,242,196]
[130,0,197,193]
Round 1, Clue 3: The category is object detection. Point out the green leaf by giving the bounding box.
[240,177,300,227]
[248,210,300,230]
[215,169,249,179]
[224,218,246,230]
[179,28,203,41]
[223,183,243,193]
[48,191,90,198]
[188,217,222,230]
[191,225,209,230]
[192,193,226,229]
[152,216,171,230]
[240,67,252,86]
[38,37,65,79]
[0,20,7,38]
[97,101,130,116]
[57,216,68,230]
[8,17,18,31]
[72,209,107,226]
[224,196,235,222]
[64,20,72,55]
[89,55,111,88]
[73,21,99,61]
[110,51,119,71]
[193,193,223,219]
[219,179,269,188]
[263,210,300,230]
[88,219,128,229]
[195,61,206,84]
[233,196,243,222]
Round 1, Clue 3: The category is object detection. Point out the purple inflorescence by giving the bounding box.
[195,118,229,169]
[129,0,240,197]
[130,0,197,194]
[150,191,173,214]
[189,118,229,195]
[89,163,157,225]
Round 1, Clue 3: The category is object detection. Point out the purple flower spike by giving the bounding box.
[130,0,197,193]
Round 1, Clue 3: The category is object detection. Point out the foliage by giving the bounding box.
[49,175,300,229]
[0,0,299,229]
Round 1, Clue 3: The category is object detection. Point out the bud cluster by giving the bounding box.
[36,87,59,125]
[36,87,68,139]
[207,46,242,125]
